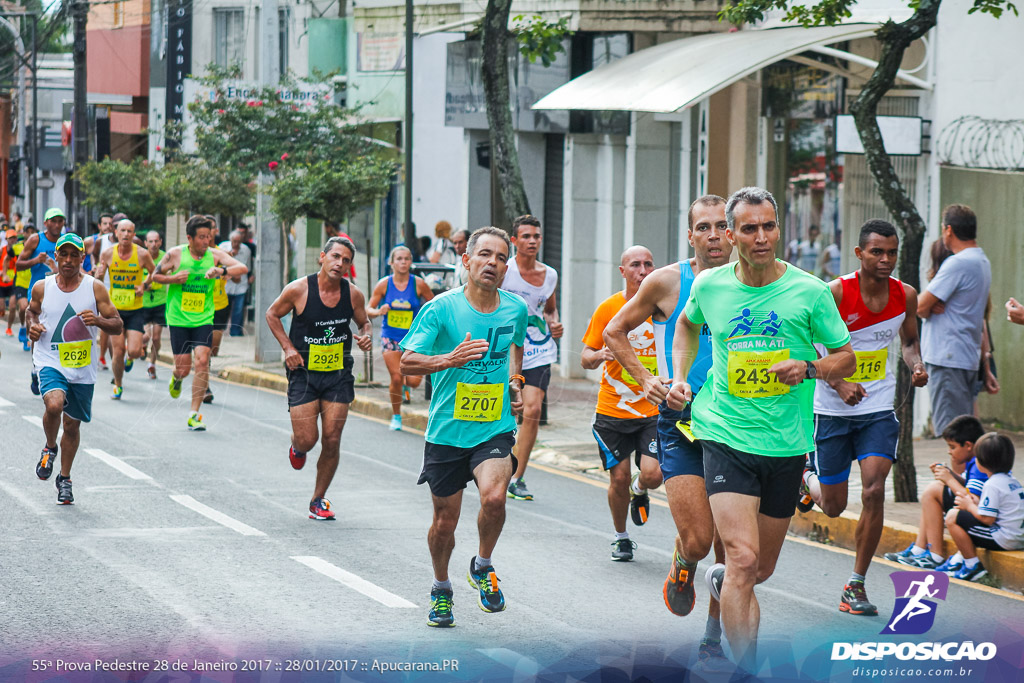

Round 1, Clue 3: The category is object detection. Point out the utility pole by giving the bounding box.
[71,0,89,235]
[29,14,37,224]
[253,0,282,362]
[403,0,414,256]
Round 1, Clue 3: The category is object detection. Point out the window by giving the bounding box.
[214,9,246,69]
[279,7,290,75]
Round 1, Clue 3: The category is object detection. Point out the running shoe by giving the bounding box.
[663,552,697,615]
[629,472,650,526]
[611,537,636,562]
[169,375,182,399]
[30,372,39,395]
[839,582,878,616]
[55,474,74,505]
[36,445,57,480]
[936,556,964,575]
[187,412,206,431]
[147,364,157,380]
[389,414,402,431]
[427,587,455,628]
[124,357,134,373]
[896,549,940,570]
[289,446,306,470]
[796,468,815,513]
[403,385,411,404]
[883,543,917,562]
[111,385,123,400]
[99,355,108,369]
[953,562,987,582]
[18,326,27,343]
[507,478,533,501]
[467,557,505,612]
[203,387,214,404]
[696,639,729,672]
[4,327,12,336]
[22,338,30,351]
[309,497,336,521]
[706,563,726,602]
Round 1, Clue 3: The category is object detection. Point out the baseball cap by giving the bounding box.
[44,207,66,221]
[55,233,85,251]
[5,229,15,239]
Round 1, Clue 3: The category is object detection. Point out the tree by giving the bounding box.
[75,158,167,230]
[161,162,255,218]
[268,157,395,227]
[722,0,1017,501]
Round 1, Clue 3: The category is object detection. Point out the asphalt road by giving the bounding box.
[1,335,1022,683]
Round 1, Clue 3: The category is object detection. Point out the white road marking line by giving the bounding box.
[22,415,43,429]
[290,556,416,608]
[0,479,51,516]
[169,494,266,536]
[84,448,154,481]
[0,396,15,407]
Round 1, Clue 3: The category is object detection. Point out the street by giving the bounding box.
[1,337,1022,683]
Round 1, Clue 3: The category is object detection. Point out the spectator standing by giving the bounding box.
[1007,297,1024,324]
[452,229,470,287]
[918,204,993,436]
[219,229,252,336]
[427,221,457,265]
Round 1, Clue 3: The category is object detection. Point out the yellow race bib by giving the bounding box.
[110,287,136,309]
[58,340,91,369]
[181,291,205,313]
[308,342,344,372]
[727,349,790,398]
[621,354,659,385]
[846,349,887,383]
[675,419,696,443]
[387,309,413,330]
[454,382,503,422]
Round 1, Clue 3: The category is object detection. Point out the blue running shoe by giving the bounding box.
[953,562,987,582]
[30,372,39,395]
[124,357,134,373]
[18,326,27,343]
[427,587,455,627]
[936,556,964,575]
[883,543,916,562]
[467,557,505,613]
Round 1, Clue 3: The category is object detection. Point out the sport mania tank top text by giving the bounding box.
[109,244,145,311]
[166,247,215,327]
[380,275,421,342]
[289,274,354,373]
[652,261,713,394]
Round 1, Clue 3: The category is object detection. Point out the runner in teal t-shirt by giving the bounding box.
[399,227,527,629]
[665,188,855,673]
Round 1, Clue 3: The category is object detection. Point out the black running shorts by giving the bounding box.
[213,305,230,332]
[286,367,355,407]
[523,364,551,393]
[117,307,146,334]
[592,413,658,471]
[169,324,214,356]
[702,440,806,519]
[419,431,518,498]
[142,304,166,327]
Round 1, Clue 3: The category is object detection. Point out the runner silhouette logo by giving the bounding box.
[881,571,948,635]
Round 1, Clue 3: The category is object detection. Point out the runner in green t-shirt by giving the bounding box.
[141,231,166,379]
[399,227,527,628]
[152,215,247,431]
[666,187,855,673]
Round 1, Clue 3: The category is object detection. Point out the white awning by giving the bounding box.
[532,23,885,113]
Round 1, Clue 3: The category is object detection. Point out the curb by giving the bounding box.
[193,357,1024,594]
[790,509,1024,592]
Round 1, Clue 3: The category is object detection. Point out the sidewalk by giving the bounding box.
[169,328,1024,593]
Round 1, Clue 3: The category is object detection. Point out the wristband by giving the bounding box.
[510,374,525,385]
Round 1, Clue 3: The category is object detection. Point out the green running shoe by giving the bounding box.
[427,587,455,627]
[467,557,505,613]
[169,375,182,399]
[187,412,206,431]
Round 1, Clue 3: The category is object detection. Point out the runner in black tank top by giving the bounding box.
[266,237,373,520]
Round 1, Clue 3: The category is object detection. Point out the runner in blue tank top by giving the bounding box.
[16,207,65,395]
[603,195,733,669]
[367,245,434,431]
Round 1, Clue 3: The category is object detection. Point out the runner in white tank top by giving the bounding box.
[26,233,123,505]
[800,220,929,617]
[499,216,562,501]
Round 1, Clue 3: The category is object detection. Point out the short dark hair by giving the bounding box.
[185,214,215,237]
[467,226,511,257]
[973,432,1015,474]
[942,204,977,241]
[941,415,985,445]
[859,219,899,248]
[725,187,778,231]
[323,235,355,258]
[687,194,726,231]
[99,213,113,220]
[511,215,541,238]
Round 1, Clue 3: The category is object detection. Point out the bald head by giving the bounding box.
[116,219,136,243]
[619,245,655,296]
[620,245,653,268]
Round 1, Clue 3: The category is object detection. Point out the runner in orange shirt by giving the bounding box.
[581,245,662,561]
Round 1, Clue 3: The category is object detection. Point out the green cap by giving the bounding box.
[55,233,85,252]
[44,207,66,221]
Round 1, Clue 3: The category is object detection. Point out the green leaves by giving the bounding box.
[75,159,168,230]
[719,0,857,27]
[512,14,570,66]
[268,158,395,226]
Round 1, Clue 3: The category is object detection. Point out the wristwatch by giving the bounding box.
[804,361,817,380]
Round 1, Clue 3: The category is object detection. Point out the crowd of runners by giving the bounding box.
[7,187,1023,677]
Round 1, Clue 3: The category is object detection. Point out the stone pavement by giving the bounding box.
[153,327,1024,592]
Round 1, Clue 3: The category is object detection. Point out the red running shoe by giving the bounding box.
[309,497,335,521]
[289,446,306,470]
